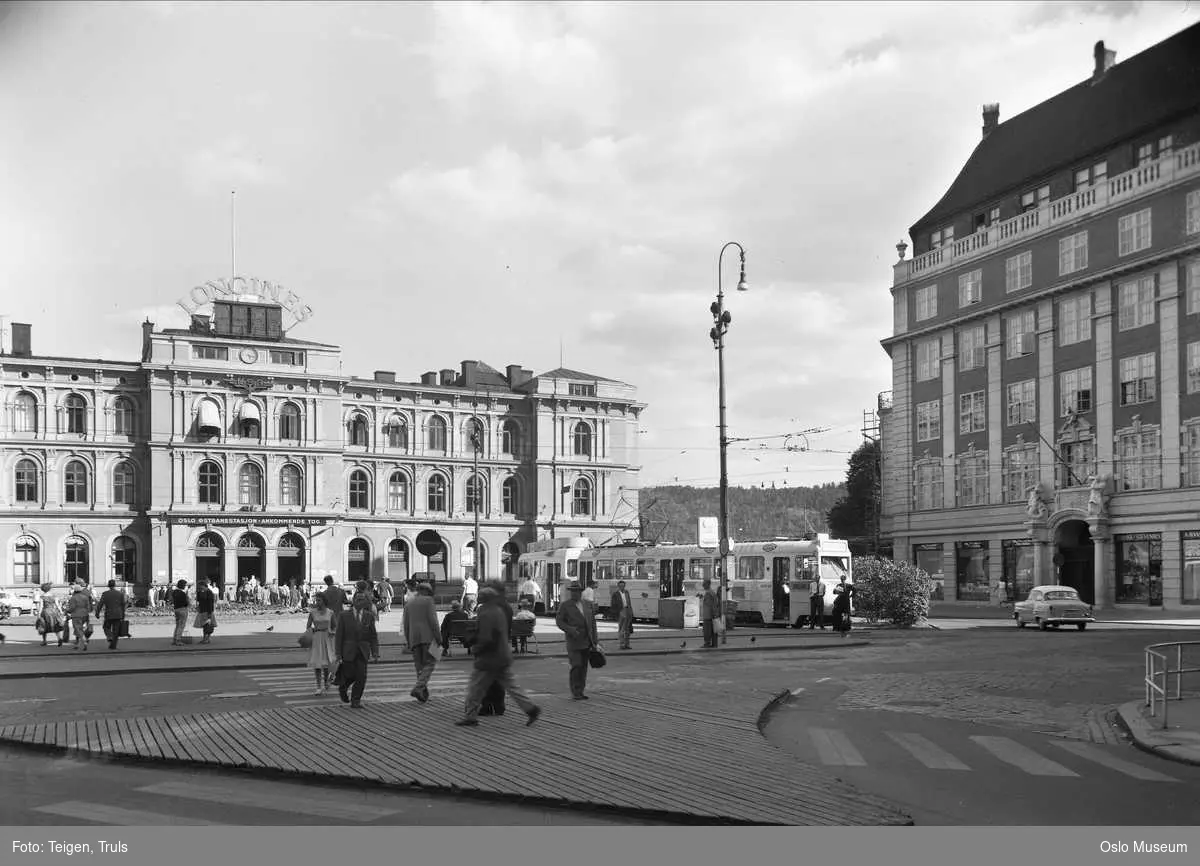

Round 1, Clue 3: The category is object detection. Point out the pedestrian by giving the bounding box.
[512,600,536,653]
[95,580,127,651]
[831,576,854,639]
[518,573,542,613]
[455,587,541,727]
[698,578,720,648]
[611,579,634,650]
[321,575,347,615]
[402,582,441,703]
[66,583,93,651]
[807,572,826,630]
[194,577,217,644]
[555,581,598,700]
[440,599,469,657]
[582,578,597,609]
[170,580,190,645]
[376,576,394,613]
[461,573,479,615]
[305,593,337,695]
[334,590,379,708]
[36,583,64,647]
[287,580,301,611]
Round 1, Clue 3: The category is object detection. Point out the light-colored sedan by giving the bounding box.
[0,589,37,616]
[1013,585,1095,631]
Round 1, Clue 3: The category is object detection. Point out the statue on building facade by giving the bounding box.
[1087,473,1111,517]
[1025,483,1048,520]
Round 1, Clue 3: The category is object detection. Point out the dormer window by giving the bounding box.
[930,226,954,249]
[1020,185,1050,212]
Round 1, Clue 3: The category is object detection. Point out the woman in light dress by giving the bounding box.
[37,582,65,647]
[305,593,338,695]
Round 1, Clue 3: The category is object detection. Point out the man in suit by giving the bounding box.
[321,575,347,615]
[611,579,634,650]
[699,577,721,648]
[555,581,598,699]
[455,586,541,727]
[402,582,441,703]
[335,590,379,708]
[95,579,127,651]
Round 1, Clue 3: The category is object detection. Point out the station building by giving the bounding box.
[0,285,643,602]
[879,23,1200,610]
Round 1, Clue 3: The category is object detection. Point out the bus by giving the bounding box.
[516,536,592,614]
[580,534,852,626]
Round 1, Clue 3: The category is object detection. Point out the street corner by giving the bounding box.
[1116,700,1200,767]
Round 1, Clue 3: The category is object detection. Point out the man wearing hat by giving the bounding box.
[402,582,441,702]
[335,588,380,708]
[455,586,541,727]
[440,599,470,657]
[555,581,599,700]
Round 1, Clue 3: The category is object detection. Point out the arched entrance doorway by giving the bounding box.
[502,542,520,586]
[236,532,267,599]
[195,532,225,598]
[387,538,409,585]
[277,532,305,593]
[1055,520,1094,604]
[347,537,371,583]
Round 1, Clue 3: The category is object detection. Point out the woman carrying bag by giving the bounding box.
[36,583,65,647]
[301,593,337,695]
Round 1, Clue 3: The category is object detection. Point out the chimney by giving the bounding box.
[190,314,210,334]
[439,368,456,386]
[373,370,396,383]
[506,365,532,387]
[1093,40,1116,81]
[981,103,1000,140]
[420,371,438,386]
[461,360,479,388]
[11,322,31,357]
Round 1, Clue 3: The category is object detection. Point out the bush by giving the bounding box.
[852,557,933,627]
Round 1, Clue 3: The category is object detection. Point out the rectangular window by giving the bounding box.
[955,541,991,602]
[915,338,940,382]
[989,206,1001,224]
[916,400,941,442]
[1002,538,1035,602]
[931,226,954,248]
[568,383,596,397]
[1118,208,1152,256]
[914,543,945,600]
[1117,276,1156,331]
[1119,353,1157,406]
[958,391,986,434]
[1187,190,1200,237]
[1005,251,1032,293]
[914,462,944,511]
[1137,142,1155,166]
[1003,445,1039,503]
[957,324,985,371]
[269,349,304,365]
[1188,342,1200,394]
[1185,423,1200,488]
[1006,309,1036,359]
[1058,231,1088,276]
[956,453,988,506]
[1183,531,1200,605]
[958,270,981,307]
[192,345,229,361]
[1188,258,1200,315]
[1006,380,1035,426]
[1058,292,1092,346]
[1159,135,1173,158]
[1116,534,1162,605]
[1118,428,1162,491]
[1058,439,1095,488]
[1060,367,1093,415]
[915,285,938,321]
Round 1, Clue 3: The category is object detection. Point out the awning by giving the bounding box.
[197,400,221,435]
[238,402,261,422]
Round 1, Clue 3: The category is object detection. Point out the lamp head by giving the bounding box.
[737,247,748,291]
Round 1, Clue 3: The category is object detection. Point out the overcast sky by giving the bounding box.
[2,1,1197,491]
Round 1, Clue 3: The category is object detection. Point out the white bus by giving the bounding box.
[516,536,592,614]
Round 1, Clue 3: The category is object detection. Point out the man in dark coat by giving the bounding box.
[335,591,379,708]
[556,581,599,699]
[321,574,348,615]
[95,580,127,651]
[455,587,540,727]
[440,600,470,657]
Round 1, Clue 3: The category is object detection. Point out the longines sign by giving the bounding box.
[176,276,314,325]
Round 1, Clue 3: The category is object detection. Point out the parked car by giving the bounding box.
[0,589,36,616]
[1013,585,1095,631]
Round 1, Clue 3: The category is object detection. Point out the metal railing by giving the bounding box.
[1144,641,1200,729]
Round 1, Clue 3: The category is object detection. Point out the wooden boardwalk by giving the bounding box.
[0,691,910,825]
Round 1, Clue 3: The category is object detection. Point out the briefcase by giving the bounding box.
[119,620,131,638]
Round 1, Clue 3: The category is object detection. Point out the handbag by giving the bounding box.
[714,616,726,635]
[84,622,94,638]
[587,645,607,669]
[35,619,46,636]
[298,629,313,649]
[119,620,131,638]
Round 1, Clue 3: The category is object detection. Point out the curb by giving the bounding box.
[1114,701,1200,768]
[756,688,794,733]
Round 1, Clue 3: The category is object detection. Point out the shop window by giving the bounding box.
[955,541,990,602]
[914,543,945,600]
[13,535,40,584]
[1115,534,1162,605]
[1002,539,1034,603]
[1183,531,1200,605]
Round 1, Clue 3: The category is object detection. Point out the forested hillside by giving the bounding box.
[637,483,845,544]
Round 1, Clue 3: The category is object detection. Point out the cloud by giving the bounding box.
[184,136,282,195]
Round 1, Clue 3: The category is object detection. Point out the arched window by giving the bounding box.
[13,535,40,584]
[388,471,410,511]
[465,473,485,513]
[501,419,520,455]
[198,460,223,504]
[113,397,134,437]
[64,460,89,504]
[573,421,592,457]
[349,414,369,447]
[112,536,136,582]
[427,473,447,512]
[502,476,519,515]
[65,536,89,584]
[426,416,447,452]
[280,464,303,506]
[279,402,302,441]
[14,392,37,434]
[349,469,370,510]
[113,461,136,506]
[14,458,39,503]
[385,416,408,450]
[466,418,485,453]
[572,477,592,516]
[238,463,263,506]
[237,402,261,439]
[65,394,87,435]
[196,398,221,440]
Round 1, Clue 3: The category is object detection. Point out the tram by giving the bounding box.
[515,536,592,614]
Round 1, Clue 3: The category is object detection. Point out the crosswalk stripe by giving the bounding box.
[1046,739,1180,782]
[971,736,1078,776]
[885,732,970,770]
[135,781,403,821]
[33,800,216,825]
[809,728,866,766]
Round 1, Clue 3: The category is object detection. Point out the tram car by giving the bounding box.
[515,536,592,614]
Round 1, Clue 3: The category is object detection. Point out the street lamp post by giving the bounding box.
[470,424,482,583]
[711,241,748,646]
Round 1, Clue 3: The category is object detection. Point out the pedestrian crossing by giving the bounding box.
[798,725,1181,782]
[238,665,472,708]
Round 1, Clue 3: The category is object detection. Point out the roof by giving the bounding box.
[536,366,622,384]
[912,21,1200,237]
[158,329,337,349]
[468,360,514,389]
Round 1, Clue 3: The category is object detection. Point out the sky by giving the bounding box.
[2,0,1198,491]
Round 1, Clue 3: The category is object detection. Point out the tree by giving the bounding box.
[826,439,879,548]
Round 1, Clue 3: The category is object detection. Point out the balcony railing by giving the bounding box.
[896,142,1200,285]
